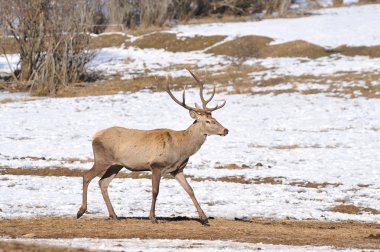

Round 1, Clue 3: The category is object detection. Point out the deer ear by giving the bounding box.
[189,110,198,119]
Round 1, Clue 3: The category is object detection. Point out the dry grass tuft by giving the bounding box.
[89,34,126,49]
[290,181,341,188]
[332,45,380,58]
[330,204,380,215]
[125,33,225,52]
[0,241,90,252]
[263,40,328,58]
[207,35,273,58]
[208,36,329,59]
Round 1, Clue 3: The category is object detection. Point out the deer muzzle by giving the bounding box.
[221,128,229,136]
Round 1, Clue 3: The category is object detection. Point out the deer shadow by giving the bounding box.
[114,216,214,225]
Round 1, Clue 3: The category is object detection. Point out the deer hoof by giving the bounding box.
[108,215,119,220]
[76,208,86,219]
[200,217,209,225]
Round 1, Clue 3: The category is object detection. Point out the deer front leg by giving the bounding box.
[174,171,208,224]
[149,168,161,223]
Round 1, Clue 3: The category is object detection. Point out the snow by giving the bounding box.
[0,53,19,77]
[246,55,380,80]
[0,237,366,252]
[0,0,379,234]
[87,46,229,80]
[0,90,379,222]
[172,4,380,48]
[0,174,379,222]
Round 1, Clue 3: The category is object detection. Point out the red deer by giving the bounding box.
[77,70,228,224]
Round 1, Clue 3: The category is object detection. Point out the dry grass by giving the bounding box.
[207,35,380,59]
[290,181,341,188]
[0,167,345,189]
[125,33,226,52]
[207,35,273,58]
[88,34,126,49]
[332,45,380,58]
[0,98,39,104]
[0,241,90,252]
[56,75,186,97]
[52,68,380,99]
[263,40,329,58]
[0,37,19,54]
[330,204,380,215]
[208,36,329,59]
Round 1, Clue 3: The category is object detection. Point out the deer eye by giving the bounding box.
[206,121,211,124]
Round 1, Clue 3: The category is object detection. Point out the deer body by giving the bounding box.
[93,125,207,174]
[77,70,227,224]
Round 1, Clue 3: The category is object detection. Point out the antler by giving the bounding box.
[166,75,200,112]
[187,69,226,112]
[166,70,226,113]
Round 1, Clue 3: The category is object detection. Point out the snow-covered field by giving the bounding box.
[0,237,366,252]
[0,91,379,222]
[0,3,379,251]
[172,4,380,48]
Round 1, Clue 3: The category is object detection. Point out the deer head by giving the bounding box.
[167,70,228,137]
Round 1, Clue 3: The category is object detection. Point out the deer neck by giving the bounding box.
[180,122,207,157]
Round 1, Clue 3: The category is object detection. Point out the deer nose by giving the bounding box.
[223,128,229,136]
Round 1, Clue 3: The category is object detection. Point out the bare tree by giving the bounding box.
[0,0,96,95]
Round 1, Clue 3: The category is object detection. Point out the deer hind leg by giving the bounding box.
[99,164,123,219]
[149,168,162,223]
[174,171,208,224]
[77,162,110,219]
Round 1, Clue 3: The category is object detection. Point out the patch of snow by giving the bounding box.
[246,55,380,80]
[88,46,229,80]
[0,175,379,222]
[0,237,365,252]
[0,54,19,77]
[1,90,380,222]
[172,4,380,48]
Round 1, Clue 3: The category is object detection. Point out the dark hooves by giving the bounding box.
[108,216,121,221]
[77,211,84,219]
[200,218,209,225]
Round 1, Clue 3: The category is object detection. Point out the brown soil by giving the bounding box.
[207,35,380,59]
[89,34,126,49]
[0,218,379,249]
[1,167,345,189]
[0,167,282,185]
[207,36,329,58]
[207,35,273,58]
[330,204,380,215]
[125,33,226,52]
[0,241,90,252]
[263,40,329,58]
[333,45,380,57]
[290,181,341,189]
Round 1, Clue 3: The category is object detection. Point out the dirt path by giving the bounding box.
[0,217,379,249]
[0,241,90,252]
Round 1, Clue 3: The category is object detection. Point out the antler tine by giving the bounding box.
[204,100,226,112]
[166,75,198,111]
[187,69,226,112]
[187,69,216,109]
[205,86,216,103]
